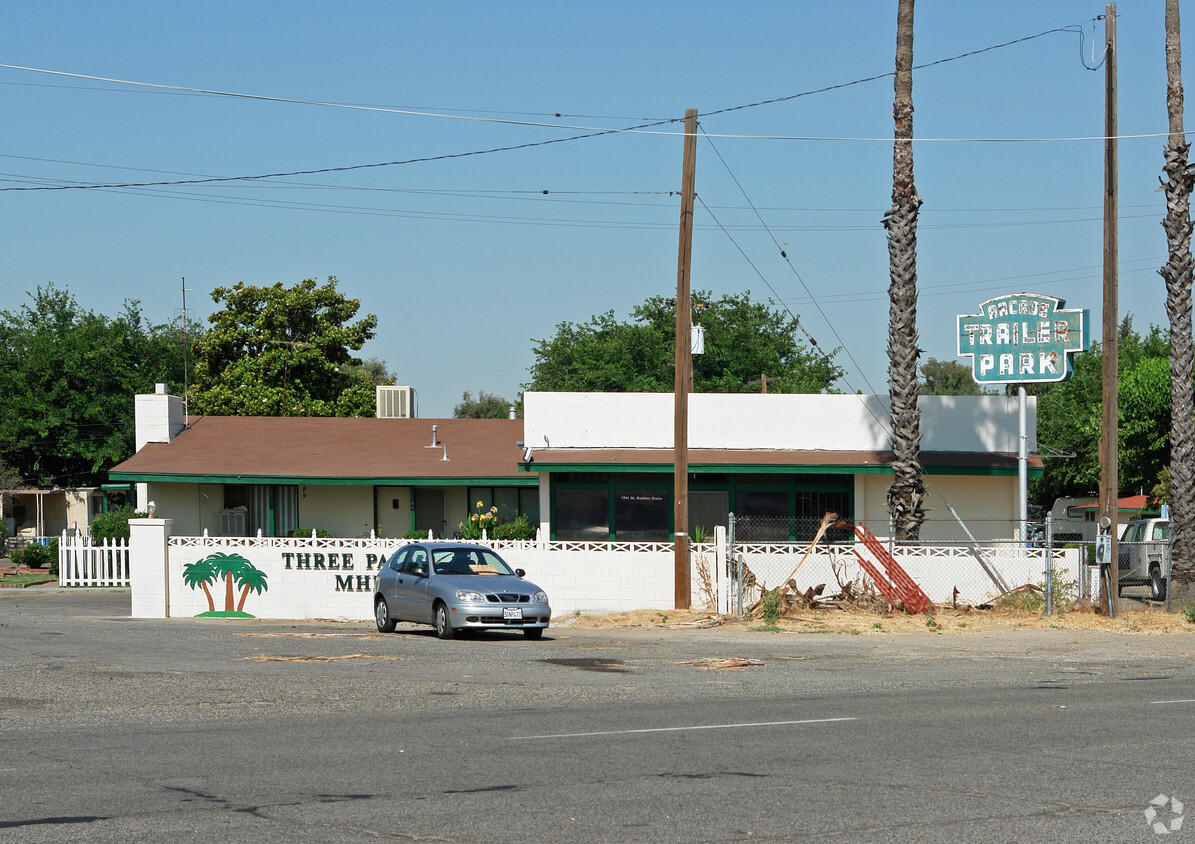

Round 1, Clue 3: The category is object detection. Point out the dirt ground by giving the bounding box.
[556,602,1195,636]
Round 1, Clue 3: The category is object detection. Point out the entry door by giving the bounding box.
[414,488,446,538]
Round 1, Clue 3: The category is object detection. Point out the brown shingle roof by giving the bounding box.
[109,416,528,482]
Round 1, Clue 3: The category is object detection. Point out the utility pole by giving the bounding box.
[674,108,698,610]
[1100,3,1119,615]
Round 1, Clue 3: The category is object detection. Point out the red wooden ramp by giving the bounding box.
[839,522,934,615]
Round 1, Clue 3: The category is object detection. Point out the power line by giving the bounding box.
[696,130,882,397]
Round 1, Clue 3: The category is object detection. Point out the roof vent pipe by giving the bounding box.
[508,405,516,420]
[425,425,439,448]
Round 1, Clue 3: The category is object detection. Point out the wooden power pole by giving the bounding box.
[1100,3,1120,614]
[674,108,698,610]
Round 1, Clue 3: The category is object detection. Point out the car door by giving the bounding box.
[396,546,433,623]
[378,547,409,617]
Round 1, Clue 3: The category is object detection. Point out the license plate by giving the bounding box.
[503,607,523,620]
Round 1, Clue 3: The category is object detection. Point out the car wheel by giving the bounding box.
[1150,566,1167,602]
[375,597,396,633]
[434,602,455,640]
[523,627,544,640]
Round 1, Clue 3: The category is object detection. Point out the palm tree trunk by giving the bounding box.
[885,0,926,541]
[1162,0,1195,600]
[237,584,251,613]
[224,572,236,612]
[201,582,215,613]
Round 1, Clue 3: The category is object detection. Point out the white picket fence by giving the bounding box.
[58,533,131,587]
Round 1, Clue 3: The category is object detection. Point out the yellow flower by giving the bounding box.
[476,501,484,509]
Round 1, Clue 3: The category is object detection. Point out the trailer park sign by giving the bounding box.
[956,293,1089,385]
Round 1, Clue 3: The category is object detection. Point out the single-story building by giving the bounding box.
[109,387,1039,543]
[2,486,106,541]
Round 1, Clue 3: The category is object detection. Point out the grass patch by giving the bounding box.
[0,572,56,588]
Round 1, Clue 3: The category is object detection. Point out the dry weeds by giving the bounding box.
[553,604,1195,635]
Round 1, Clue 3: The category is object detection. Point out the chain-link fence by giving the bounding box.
[726,514,1091,614]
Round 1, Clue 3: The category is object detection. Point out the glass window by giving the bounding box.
[404,547,429,575]
[1153,522,1170,541]
[737,491,789,542]
[555,489,609,540]
[615,491,669,541]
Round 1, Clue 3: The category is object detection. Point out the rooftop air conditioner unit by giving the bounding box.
[376,386,415,419]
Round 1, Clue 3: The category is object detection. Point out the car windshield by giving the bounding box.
[431,548,515,576]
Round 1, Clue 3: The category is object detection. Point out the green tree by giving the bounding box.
[454,391,520,419]
[191,277,380,417]
[0,457,23,491]
[1030,319,1170,506]
[919,357,995,395]
[525,291,840,394]
[343,357,396,387]
[0,285,186,487]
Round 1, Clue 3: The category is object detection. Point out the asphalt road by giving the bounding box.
[2,589,1194,842]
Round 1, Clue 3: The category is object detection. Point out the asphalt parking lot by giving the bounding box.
[3,589,1195,842]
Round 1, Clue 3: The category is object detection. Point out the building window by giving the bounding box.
[554,489,610,540]
[466,487,540,524]
[614,491,669,541]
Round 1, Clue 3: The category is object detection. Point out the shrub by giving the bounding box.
[290,529,332,538]
[89,507,148,542]
[404,529,433,540]
[760,587,783,625]
[459,502,498,540]
[12,539,56,570]
[492,514,537,541]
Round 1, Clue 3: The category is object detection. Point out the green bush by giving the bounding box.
[12,539,57,571]
[492,514,537,541]
[290,529,332,538]
[404,529,432,539]
[89,507,148,542]
[760,587,783,625]
[0,519,8,545]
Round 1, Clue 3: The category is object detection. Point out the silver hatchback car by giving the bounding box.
[374,543,551,639]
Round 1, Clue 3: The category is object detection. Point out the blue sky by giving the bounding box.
[1,1,1186,416]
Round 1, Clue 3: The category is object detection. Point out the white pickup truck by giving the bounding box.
[1118,518,1170,601]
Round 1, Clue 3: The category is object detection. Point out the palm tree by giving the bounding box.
[182,558,217,613]
[884,0,926,540]
[1161,0,1194,599]
[234,564,269,613]
[208,552,251,612]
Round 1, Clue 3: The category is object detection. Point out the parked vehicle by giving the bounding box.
[1118,518,1170,601]
[374,543,551,639]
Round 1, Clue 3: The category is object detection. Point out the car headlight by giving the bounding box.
[531,591,548,604]
[456,590,485,604]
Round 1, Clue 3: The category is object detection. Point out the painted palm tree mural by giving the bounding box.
[183,553,269,617]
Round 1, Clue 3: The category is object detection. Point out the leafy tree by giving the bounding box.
[525,291,840,394]
[0,457,23,491]
[343,357,396,387]
[454,391,520,419]
[89,506,149,542]
[1151,466,1172,508]
[1029,319,1171,506]
[919,357,995,395]
[191,277,380,417]
[0,285,186,487]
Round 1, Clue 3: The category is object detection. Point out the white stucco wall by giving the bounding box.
[523,392,1035,453]
[300,485,374,537]
[148,483,203,535]
[857,473,1019,540]
[375,486,412,539]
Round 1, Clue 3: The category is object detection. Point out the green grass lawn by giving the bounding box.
[0,572,57,587]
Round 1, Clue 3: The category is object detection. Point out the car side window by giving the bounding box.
[1126,523,1144,543]
[1154,523,1170,541]
[388,548,408,571]
[405,548,429,576]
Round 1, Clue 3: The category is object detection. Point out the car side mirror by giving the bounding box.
[515,568,526,578]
